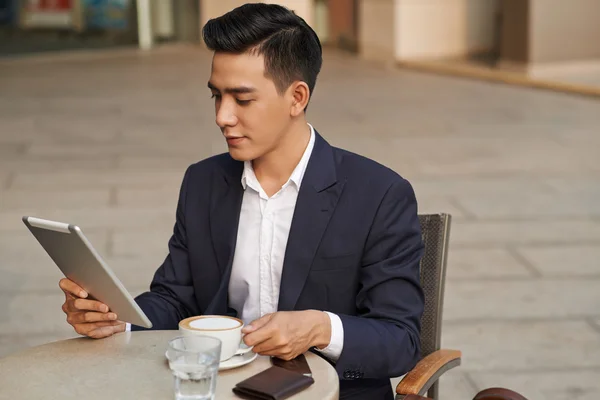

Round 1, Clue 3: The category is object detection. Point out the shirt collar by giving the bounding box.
[241,123,316,191]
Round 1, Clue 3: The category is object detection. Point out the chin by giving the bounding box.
[228,147,254,162]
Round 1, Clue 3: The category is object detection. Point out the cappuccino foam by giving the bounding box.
[188,317,241,330]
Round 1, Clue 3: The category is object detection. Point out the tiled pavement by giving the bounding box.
[1,44,599,399]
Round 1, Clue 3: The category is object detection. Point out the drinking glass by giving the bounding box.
[166,335,221,400]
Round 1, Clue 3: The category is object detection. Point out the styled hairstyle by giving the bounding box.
[202,3,322,104]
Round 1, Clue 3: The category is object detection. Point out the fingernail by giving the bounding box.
[101,305,109,313]
[109,313,117,320]
[80,291,87,298]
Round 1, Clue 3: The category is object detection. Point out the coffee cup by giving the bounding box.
[179,315,253,362]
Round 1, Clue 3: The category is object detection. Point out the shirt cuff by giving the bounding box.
[314,311,344,362]
[125,323,131,332]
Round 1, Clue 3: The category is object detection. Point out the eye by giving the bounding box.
[236,99,252,106]
[210,93,221,100]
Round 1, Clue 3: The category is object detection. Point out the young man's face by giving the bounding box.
[208,51,294,161]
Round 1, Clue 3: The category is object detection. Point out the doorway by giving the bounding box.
[325,0,358,52]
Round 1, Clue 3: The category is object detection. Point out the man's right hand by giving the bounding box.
[59,278,126,339]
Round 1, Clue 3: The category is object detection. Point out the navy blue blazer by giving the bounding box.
[133,131,425,399]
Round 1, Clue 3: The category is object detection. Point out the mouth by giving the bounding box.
[225,136,246,146]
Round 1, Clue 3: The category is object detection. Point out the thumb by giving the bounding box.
[242,313,273,333]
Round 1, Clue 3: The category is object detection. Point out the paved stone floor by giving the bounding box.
[1,44,599,399]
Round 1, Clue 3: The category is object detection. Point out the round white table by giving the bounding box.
[0,330,339,399]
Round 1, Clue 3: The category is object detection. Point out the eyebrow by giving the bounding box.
[207,81,256,94]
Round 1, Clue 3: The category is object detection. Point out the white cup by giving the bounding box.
[178,315,253,362]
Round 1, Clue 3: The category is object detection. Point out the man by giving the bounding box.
[59,3,425,399]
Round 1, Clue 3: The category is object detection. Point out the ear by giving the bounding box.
[289,81,310,117]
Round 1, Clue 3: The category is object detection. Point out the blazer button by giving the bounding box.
[343,371,351,379]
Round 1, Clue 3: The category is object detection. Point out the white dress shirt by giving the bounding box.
[128,124,344,361]
[228,124,343,362]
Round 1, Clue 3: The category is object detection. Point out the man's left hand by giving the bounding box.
[242,310,331,360]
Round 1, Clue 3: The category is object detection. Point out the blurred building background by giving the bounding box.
[3,0,600,91]
[1,1,600,400]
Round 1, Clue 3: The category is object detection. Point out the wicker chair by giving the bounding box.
[396,214,529,400]
[395,213,460,400]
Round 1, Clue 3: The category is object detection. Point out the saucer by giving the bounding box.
[219,351,258,371]
[165,351,258,371]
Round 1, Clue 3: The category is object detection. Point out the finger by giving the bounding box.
[59,278,87,298]
[243,329,271,347]
[252,340,285,355]
[74,320,122,335]
[70,311,117,324]
[251,331,293,354]
[64,299,80,313]
[255,346,297,360]
[72,298,109,313]
[243,313,274,334]
[244,322,282,348]
[64,298,106,314]
[74,321,124,337]
[61,287,75,301]
[88,322,126,339]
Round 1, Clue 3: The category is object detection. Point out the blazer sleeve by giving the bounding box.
[335,177,425,379]
[131,166,201,330]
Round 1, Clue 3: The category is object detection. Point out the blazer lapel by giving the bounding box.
[278,133,345,311]
[206,158,244,314]
[209,159,244,276]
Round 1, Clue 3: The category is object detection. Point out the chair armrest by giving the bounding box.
[396,349,462,396]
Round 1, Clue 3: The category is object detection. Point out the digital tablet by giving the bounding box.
[22,216,153,329]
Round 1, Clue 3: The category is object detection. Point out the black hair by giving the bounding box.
[202,3,322,105]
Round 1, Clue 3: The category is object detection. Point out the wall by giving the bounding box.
[151,0,175,39]
[466,0,500,53]
[173,0,200,42]
[358,0,395,62]
[314,0,329,43]
[200,0,245,28]
[200,0,313,32]
[394,0,499,61]
[530,0,600,63]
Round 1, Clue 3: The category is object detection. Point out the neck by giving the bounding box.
[252,119,311,189]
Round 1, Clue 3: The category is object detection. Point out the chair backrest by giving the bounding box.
[417,214,452,358]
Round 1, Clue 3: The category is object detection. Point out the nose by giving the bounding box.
[215,100,238,129]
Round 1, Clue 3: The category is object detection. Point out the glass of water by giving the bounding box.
[166,336,222,400]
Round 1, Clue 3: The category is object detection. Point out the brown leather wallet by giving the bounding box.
[232,366,315,400]
[271,355,312,377]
